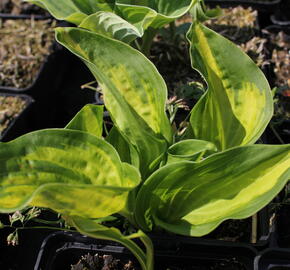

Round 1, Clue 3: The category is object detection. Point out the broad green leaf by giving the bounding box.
[68,216,152,270]
[0,129,140,218]
[65,104,104,137]
[115,4,156,34]
[115,0,196,29]
[26,0,87,24]
[56,27,172,176]
[71,0,115,14]
[135,144,290,235]
[80,12,142,43]
[27,0,196,33]
[106,126,140,168]
[190,1,222,23]
[167,139,217,163]
[26,0,114,24]
[105,127,140,224]
[188,22,273,151]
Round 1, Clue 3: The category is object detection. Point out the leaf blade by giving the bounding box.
[80,11,143,43]
[27,0,87,24]
[135,144,290,235]
[65,104,104,137]
[26,0,115,24]
[167,139,217,163]
[0,129,140,218]
[188,22,273,150]
[115,0,195,29]
[56,27,172,176]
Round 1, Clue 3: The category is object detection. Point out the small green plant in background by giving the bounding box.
[0,1,289,269]
[26,0,197,55]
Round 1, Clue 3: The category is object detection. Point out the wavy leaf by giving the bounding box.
[65,104,104,137]
[27,0,195,31]
[71,0,115,14]
[135,144,290,235]
[27,0,87,24]
[106,126,140,167]
[80,12,142,43]
[167,139,217,163]
[0,129,140,218]
[56,27,172,176]
[115,0,196,29]
[188,22,273,151]
[27,0,115,24]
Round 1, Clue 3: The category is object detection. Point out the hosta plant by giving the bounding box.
[1,4,290,270]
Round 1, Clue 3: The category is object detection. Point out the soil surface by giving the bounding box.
[0,18,55,88]
[0,0,48,16]
[71,254,136,270]
[71,253,247,270]
[263,28,290,143]
[0,95,27,137]
[206,6,258,29]
[266,30,290,87]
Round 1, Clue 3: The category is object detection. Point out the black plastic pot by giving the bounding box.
[0,16,70,129]
[0,13,50,20]
[0,40,65,97]
[275,203,290,248]
[34,231,258,270]
[52,54,98,128]
[253,195,290,269]
[199,206,272,251]
[265,23,290,38]
[254,248,290,270]
[271,0,290,26]
[0,18,97,130]
[0,45,67,130]
[0,17,66,97]
[32,205,272,269]
[205,0,281,28]
[0,228,57,270]
[0,92,34,142]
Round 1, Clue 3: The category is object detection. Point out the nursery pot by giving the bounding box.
[0,41,66,97]
[253,191,290,269]
[198,206,273,251]
[254,248,290,270]
[204,0,281,28]
[271,0,290,26]
[0,92,34,141]
[0,15,97,131]
[0,44,68,130]
[275,203,290,248]
[52,54,98,128]
[0,16,97,129]
[34,231,258,270]
[0,16,70,129]
[0,228,56,270]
